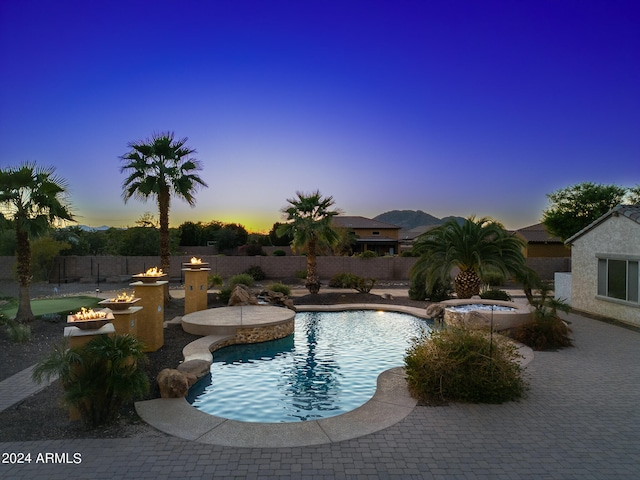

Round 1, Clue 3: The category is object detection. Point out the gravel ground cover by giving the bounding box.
[0,280,423,441]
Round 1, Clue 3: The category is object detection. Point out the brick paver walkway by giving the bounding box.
[1,312,639,479]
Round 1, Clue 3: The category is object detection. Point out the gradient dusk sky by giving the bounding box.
[1,1,638,232]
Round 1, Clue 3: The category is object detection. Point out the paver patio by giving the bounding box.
[1,309,639,479]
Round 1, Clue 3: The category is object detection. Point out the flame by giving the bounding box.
[140,267,164,276]
[112,292,134,302]
[72,307,107,320]
[190,257,203,264]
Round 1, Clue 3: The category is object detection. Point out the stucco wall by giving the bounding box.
[571,215,640,326]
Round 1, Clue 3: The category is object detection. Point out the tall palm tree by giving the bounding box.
[277,191,341,294]
[0,163,74,322]
[121,132,207,301]
[411,216,529,299]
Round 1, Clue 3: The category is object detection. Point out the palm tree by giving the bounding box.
[120,132,207,301]
[411,216,529,299]
[277,191,341,294]
[0,163,74,322]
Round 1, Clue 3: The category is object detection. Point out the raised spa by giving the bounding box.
[187,310,432,423]
[441,299,532,330]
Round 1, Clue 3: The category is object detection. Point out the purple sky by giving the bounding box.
[1,0,638,232]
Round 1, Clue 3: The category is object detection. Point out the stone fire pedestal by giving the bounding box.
[183,268,210,315]
[132,281,166,352]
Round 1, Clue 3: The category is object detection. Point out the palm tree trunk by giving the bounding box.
[305,238,321,294]
[158,190,171,305]
[454,269,481,299]
[15,228,35,323]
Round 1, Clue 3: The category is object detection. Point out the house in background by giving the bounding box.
[333,216,400,256]
[515,223,571,280]
[559,204,640,327]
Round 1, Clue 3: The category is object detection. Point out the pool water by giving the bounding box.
[445,304,516,312]
[187,310,431,423]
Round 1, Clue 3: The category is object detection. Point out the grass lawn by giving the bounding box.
[0,296,102,319]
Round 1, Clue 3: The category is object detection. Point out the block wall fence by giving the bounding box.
[0,255,569,284]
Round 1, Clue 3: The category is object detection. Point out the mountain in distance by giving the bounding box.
[373,210,465,230]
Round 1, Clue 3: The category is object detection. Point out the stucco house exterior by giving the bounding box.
[562,204,640,327]
[332,216,400,256]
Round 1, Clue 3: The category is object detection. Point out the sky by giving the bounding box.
[1,0,638,233]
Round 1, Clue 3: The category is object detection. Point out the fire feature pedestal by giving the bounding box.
[64,323,115,349]
[183,267,210,315]
[132,281,167,352]
[109,306,142,336]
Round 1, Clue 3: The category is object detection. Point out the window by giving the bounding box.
[372,231,380,236]
[597,258,639,303]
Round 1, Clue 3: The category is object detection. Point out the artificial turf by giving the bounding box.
[0,295,102,319]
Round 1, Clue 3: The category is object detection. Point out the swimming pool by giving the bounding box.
[187,310,432,423]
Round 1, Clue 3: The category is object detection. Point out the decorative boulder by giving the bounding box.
[177,359,210,384]
[157,368,190,398]
[259,290,296,311]
[228,284,259,306]
[426,303,445,322]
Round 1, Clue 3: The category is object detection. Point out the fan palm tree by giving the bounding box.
[277,191,341,294]
[411,216,529,299]
[121,132,207,301]
[0,163,74,322]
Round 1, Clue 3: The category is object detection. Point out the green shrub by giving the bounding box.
[208,274,223,287]
[401,250,419,257]
[32,334,149,427]
[243,243,265,256]
[329,273,358,288]
[479,267,506,287]
[358,250,378,258]
[409,275,453,302]
[480,289,512,301]
[272,250,286,256]
[228,273,254,288]
[354,277,376,293]
[244,265,266,281]
[0,313,31,343]
[267,282,291,296]
[295,269,307,280]
[217,287,232,305]
[408,274,427,301]
[509,283,573,350]
[405,328,526,405]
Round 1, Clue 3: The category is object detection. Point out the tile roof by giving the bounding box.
[515,223,563,243]
[332,216,401,230]
[566,204,640,244]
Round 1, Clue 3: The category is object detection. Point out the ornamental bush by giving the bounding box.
[33,334,149,427]
[244,265,266,281]
[267,282,291,296]
[404,328,527,405]
[329,273,358,288]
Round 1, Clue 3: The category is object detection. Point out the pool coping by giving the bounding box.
[135,366,416,447]
[135,304,533,447]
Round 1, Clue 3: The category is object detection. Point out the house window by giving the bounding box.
[372,231,380,235]
[597,258,639,303]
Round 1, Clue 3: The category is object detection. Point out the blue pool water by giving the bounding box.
[187,310,432,423]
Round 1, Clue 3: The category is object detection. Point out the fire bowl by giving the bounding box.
[98,297,141,311]
[67,311,114,330]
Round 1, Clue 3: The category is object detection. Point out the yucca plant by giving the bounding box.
[33,334,149,427]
